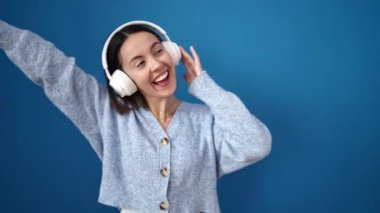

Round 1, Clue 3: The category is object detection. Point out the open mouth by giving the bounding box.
[153,70,170,86]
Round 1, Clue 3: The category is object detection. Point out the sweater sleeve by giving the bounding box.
[0,20,106,159]
[189,71,272,177]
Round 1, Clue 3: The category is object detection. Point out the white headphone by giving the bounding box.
[101,20,181,97]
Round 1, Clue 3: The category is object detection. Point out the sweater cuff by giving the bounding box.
[188,71,225,106]
[0,20,23,51]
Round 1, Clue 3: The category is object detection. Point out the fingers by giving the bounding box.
[190,46,201,73]
[180,46,194,69]
[179,45,203,84]
[180,45,202,74]
[180,46,196,76]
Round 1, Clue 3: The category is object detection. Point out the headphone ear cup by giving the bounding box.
[109,69,138,97]
[162,41,181,65]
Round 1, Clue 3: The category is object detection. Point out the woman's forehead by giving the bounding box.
[119,31,161,62]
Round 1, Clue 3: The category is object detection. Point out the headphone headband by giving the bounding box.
[101,20,171,80]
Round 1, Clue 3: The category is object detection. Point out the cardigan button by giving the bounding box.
[160,201,169,210]
[160,167,169,177]
[160,137,170,146]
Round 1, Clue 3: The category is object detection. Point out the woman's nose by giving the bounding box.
[149,57,162,72]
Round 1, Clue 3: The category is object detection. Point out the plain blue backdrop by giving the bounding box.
[0,0,379,212]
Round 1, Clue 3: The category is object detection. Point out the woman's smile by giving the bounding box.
[153,70,170,87]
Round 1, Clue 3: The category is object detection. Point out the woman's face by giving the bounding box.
[118,31,177,100]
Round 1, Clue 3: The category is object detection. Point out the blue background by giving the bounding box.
[0,0,379,212]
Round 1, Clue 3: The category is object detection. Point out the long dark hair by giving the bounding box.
[105,25,162,114]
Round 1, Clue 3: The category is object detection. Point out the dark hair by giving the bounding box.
[105,25,163,114]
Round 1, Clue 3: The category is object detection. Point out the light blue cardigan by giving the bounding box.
[0,20,272,212]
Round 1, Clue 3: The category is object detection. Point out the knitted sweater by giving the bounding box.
[0,20,272,212]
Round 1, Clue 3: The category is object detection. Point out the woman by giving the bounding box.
[0,20,272,212]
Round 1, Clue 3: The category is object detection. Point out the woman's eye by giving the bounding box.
[136,61,145,68]
[155,48,163,56]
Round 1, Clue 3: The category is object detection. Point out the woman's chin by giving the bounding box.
[142,82,177,100]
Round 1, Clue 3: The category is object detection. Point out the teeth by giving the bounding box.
[154,71,169,82]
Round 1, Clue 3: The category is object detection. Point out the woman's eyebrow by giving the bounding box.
[129,55,143,65]
[151,41,161,49]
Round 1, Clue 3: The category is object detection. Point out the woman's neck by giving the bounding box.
[145,96,181,129]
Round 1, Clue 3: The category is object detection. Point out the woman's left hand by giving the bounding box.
[180,46,203,84]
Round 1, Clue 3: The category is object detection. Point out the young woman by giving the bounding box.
[0,20,272,212]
